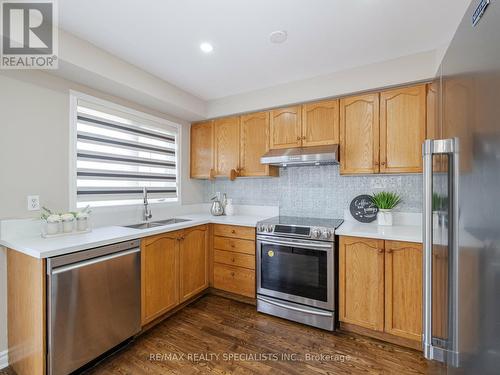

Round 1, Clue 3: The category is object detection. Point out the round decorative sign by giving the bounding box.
[350,195,379,223]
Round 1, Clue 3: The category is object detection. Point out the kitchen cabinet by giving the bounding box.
[214,116,240,178]
[270,106,302,149]
[141,231,181,325]
[179,225,209,302]
[240,111,278,177]
[142,225,209,325]
[340,93,380,174]
[212,224,256,298]
[340,84,427,175]
[339,236,423,346]
[380,85,426,173]
[269,101,339,150]
[339,236,385,331]
[384,240,422,341]
[190,121,214,179]
[302,99,339,147]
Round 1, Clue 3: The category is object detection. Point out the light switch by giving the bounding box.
[27,195,40,211]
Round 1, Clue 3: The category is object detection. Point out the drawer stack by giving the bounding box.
[212,224,256,298]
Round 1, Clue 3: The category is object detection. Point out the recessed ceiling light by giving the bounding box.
[200,42,213,53]
[269,30,287,44]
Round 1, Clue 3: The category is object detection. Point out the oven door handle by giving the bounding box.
[258,296,333,317]
[258,238,332,251]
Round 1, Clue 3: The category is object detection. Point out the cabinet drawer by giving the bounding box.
[213,263,255,298]
[213,224,255,240]
[213,236,255,255]
[214,249,255,270]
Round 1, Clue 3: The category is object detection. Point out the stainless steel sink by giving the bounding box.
[124,218,191,229]
[152,218,191,225]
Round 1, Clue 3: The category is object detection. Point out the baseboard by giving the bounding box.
[0,349,8,370]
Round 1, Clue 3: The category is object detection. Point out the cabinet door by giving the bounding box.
[179,225,209,302]
[339,236,385,331]
[240,112,277,177]
[270,106,302,149]
[380,85,426,173]
[340,93,380,174]
[214,116,240,177]
[141,231,180,325]
[302,99,339,147]
[190,121,214,179]
[384,240,422,341]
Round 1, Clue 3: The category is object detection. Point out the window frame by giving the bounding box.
[69,90,182,210]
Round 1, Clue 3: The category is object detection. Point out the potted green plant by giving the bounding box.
[371,192,402,226]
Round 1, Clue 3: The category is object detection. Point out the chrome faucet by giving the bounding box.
[143,187,152,221]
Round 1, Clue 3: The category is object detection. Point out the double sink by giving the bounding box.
[124,218,191,230]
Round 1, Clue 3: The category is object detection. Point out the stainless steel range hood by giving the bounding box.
[260,144,339,167]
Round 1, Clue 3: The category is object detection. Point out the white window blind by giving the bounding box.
[74,99,179,208]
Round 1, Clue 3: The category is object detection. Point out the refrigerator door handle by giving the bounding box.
[422,139,434,359]
[422,138,460,366]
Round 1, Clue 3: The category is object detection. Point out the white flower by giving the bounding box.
[46,214,61,223]
[61,213,75,221]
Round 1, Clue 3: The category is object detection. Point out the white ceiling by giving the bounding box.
[59,0,470,101]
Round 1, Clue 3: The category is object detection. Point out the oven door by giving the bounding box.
[256,235,334,311]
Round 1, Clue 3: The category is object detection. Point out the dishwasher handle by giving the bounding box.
[50,248,140,275]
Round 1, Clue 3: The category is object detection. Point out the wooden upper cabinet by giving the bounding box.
[340,93,380,174]
[339,236,385,331]
[384,240,423,341]
[240,111,278,177]
[179,225,209,303]
[214,116,240,177]
[141,231,180,325]
[302,99,339,147]
[380,84,426,173]
[270,106,302,149]
[190,121,214,179]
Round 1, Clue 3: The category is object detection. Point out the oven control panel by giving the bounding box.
[257,224,334,241]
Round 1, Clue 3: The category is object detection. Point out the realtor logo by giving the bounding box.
[1,0,58,69]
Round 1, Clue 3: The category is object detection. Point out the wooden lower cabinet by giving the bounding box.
[212,224,256,298]
[142,225,209,325]
[339,236,423,346]
[339,236,385,331]
[384,240,422,341]
[179,225,209,303]
[213,263,255,298]
[141,231,181,325]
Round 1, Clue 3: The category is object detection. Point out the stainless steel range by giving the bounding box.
[256,216,343,331]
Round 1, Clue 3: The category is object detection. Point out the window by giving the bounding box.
[70,93,180,208]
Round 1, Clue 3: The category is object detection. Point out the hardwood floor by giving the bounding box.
[1,295,444,375]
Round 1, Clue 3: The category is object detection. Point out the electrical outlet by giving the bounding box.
[27,195,40,211]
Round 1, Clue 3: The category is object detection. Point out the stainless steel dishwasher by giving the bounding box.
[47,240,141,375]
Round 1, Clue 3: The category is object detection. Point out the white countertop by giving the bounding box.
[336,221,422,243]
[0,213,271,259]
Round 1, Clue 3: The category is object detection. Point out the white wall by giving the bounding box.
[207,50,439,118]
[0,69,205,359]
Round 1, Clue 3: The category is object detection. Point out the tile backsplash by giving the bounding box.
[203,165,422,219]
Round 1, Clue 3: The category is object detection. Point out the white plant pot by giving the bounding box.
[46,221,60,235]
[62,220,74,233]
[377,209,393,226]
[77,217,89,231]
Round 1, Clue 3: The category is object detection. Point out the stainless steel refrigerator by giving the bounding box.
[423,0,500,373]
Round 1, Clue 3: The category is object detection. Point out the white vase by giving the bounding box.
[377,209,393,226]
[77,217,89,231]
[62,219,74,233]
[46,221,60,235]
